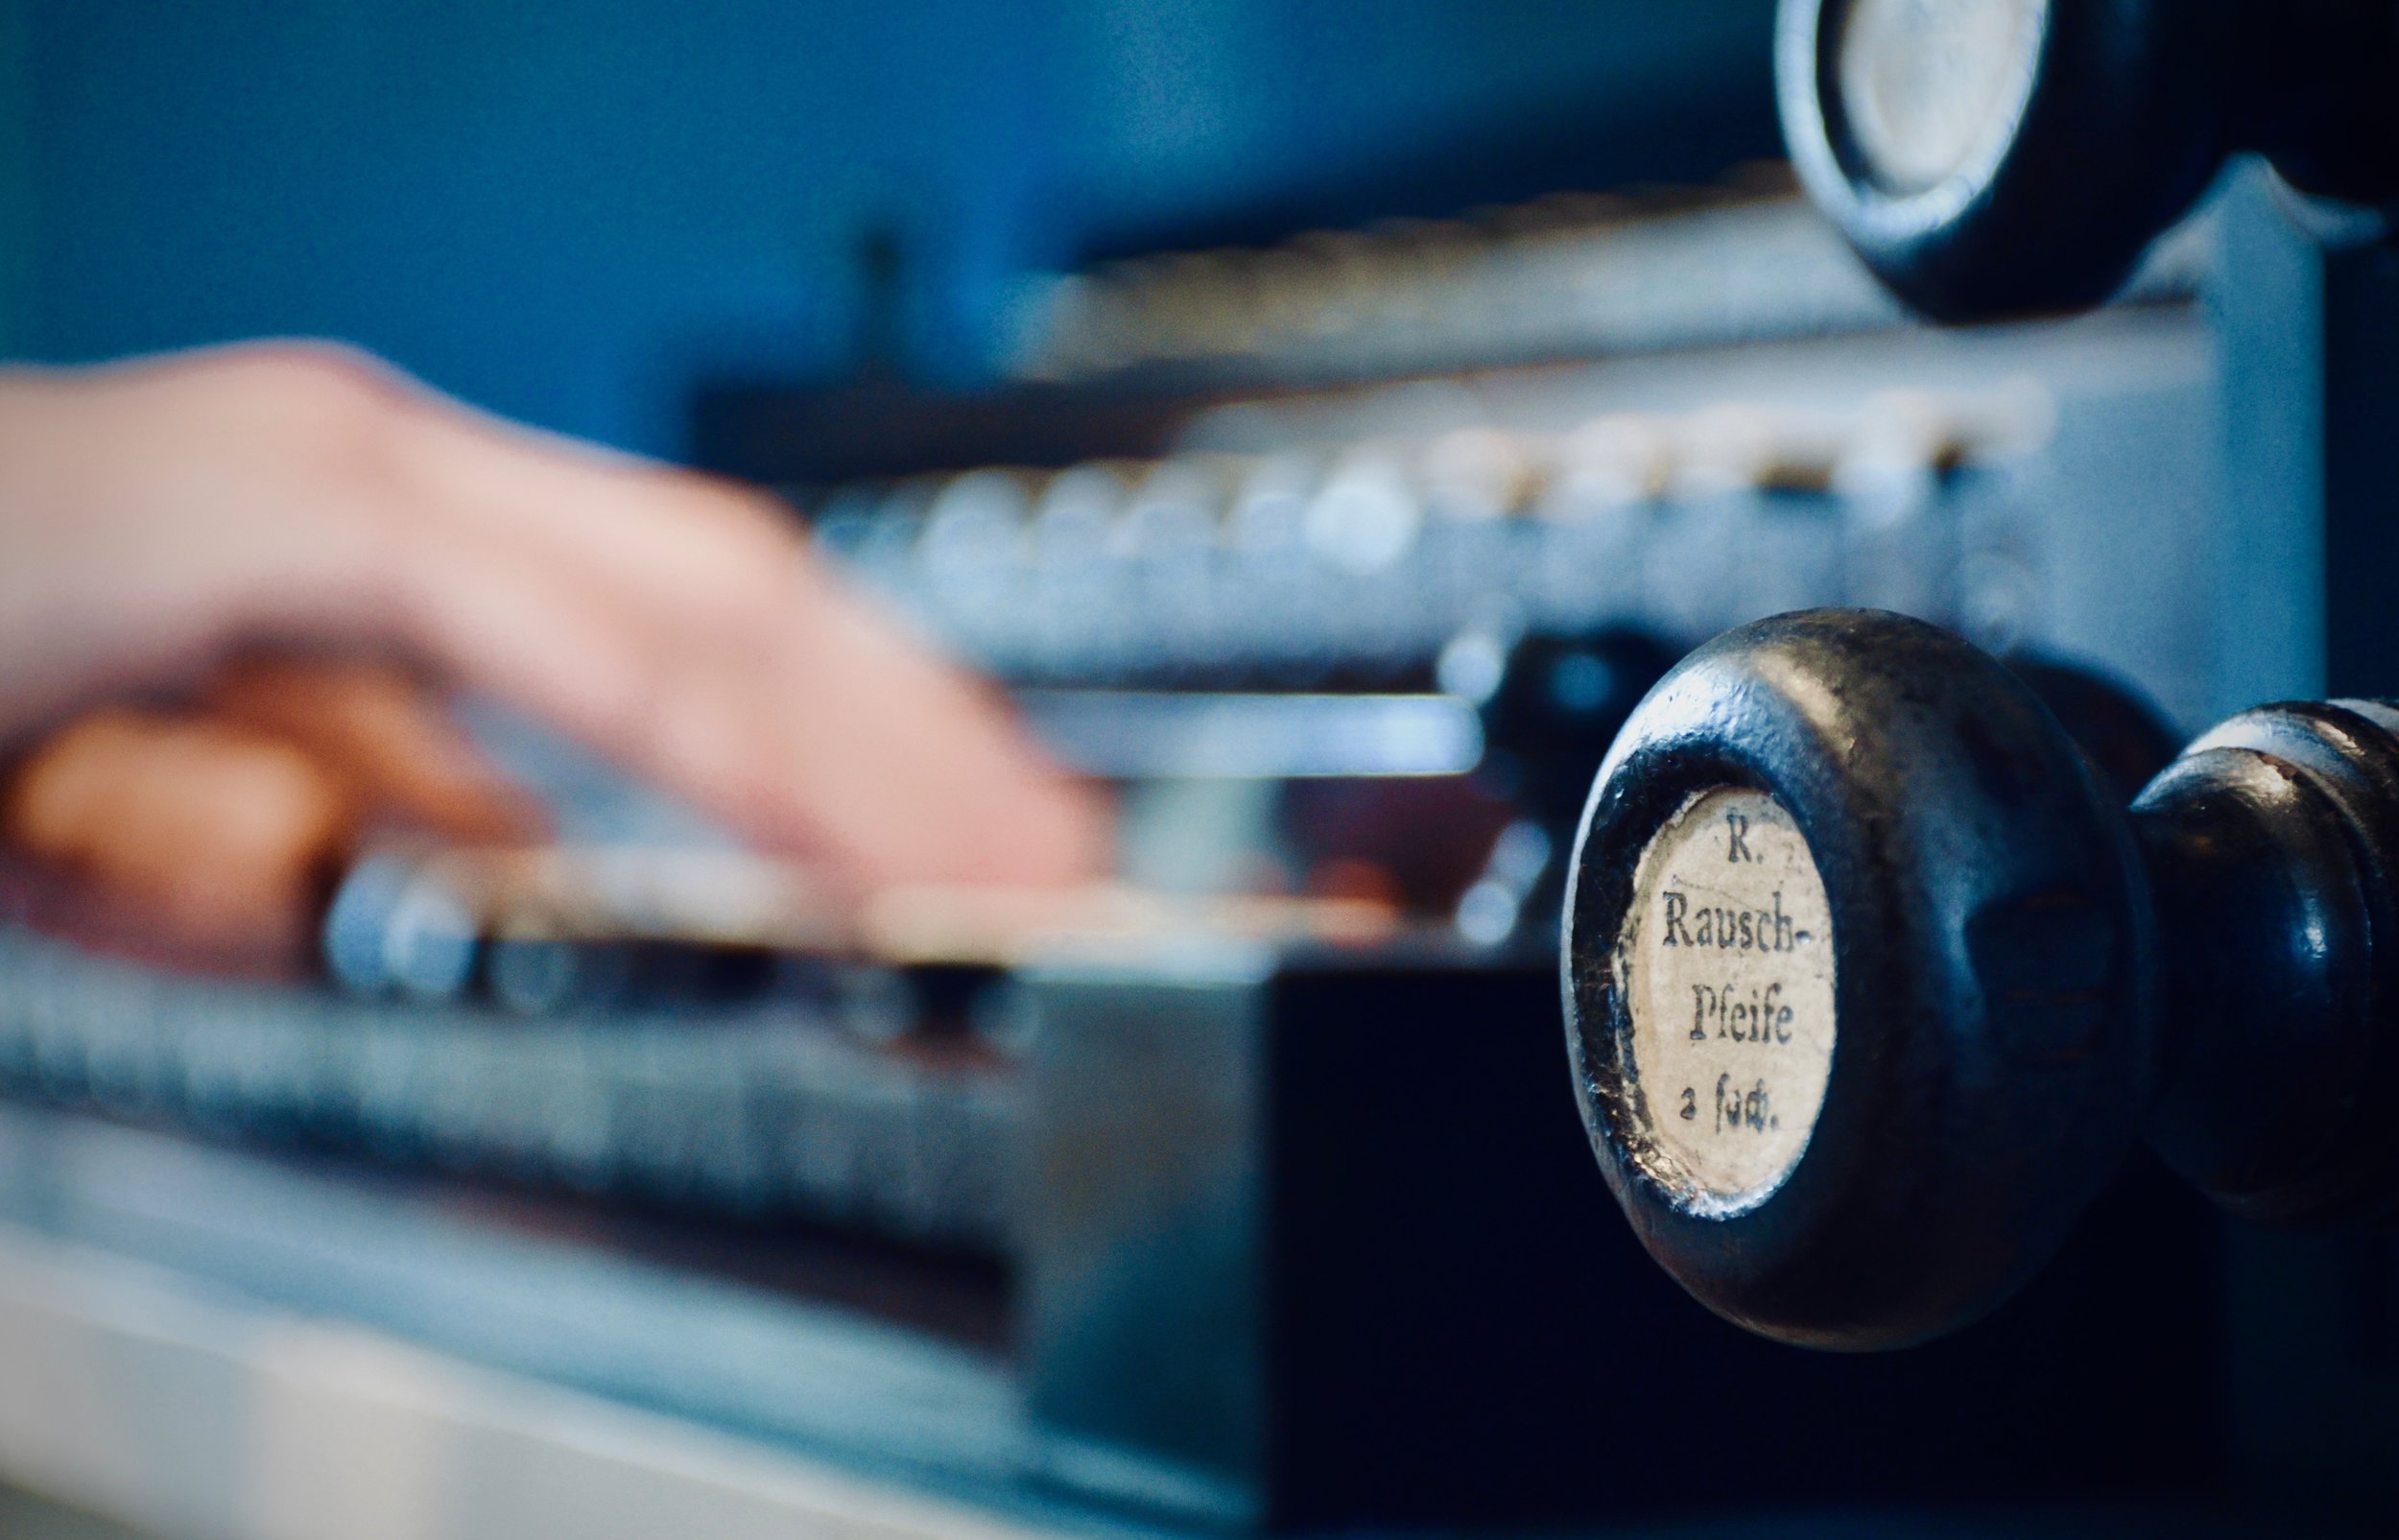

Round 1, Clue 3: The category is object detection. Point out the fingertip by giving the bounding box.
[1017,776,1120,888]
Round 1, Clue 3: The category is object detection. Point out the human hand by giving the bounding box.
[0,344,1109,972]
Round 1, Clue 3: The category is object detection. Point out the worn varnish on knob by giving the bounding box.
[1564,608,2399,1349]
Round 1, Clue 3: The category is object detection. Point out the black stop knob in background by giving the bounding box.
[1445,627,1676,947]
[1778,0,2399,322]
[1997,651,2180,805]
[1471,627,1679,835]
[1563,607,2399,1350]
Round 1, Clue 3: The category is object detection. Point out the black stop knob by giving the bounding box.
[1474,627,1679,835]
[1778,0,2399,322]
[1563,609,2399,1349]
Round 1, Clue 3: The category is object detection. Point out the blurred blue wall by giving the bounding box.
[0,2,1773,456]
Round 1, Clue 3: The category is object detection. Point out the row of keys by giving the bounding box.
[807,388,2050,686]
[0,928,1015,1249]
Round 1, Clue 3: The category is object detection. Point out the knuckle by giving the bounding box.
[220,340,399,410]
[212,342,424,467]
[670,484,808,623]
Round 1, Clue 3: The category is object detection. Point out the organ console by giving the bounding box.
[1564,607,2399,1348]
[1778,0,2399,320]
[17,6,2387,1529]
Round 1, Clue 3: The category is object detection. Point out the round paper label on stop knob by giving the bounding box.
[1619,787,1837,1210]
